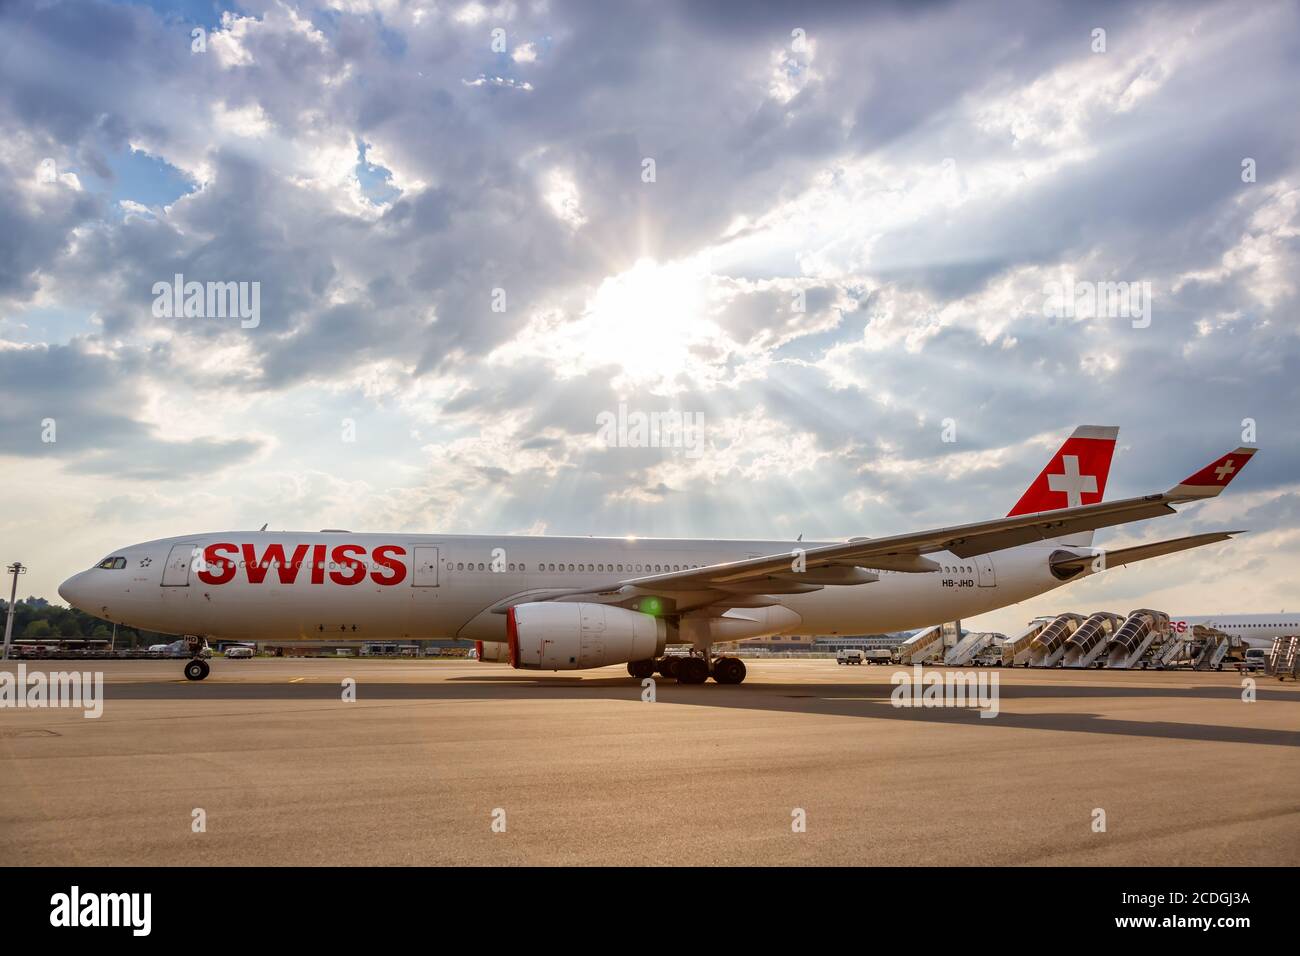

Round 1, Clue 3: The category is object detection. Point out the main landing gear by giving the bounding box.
[712,656,746,685]
[183,635,210,681]
[626,659,656,679]
[633,654,748,685]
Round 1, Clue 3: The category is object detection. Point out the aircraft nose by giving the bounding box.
[58,571,91,610]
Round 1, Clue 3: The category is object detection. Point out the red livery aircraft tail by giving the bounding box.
[1008,425,1119,517]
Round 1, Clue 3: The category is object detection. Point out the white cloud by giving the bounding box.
[2,0,1298,619]
[211,101,272,138]
[541,168,586,229]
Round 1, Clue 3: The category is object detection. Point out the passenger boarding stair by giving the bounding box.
[1266,636,1299,681]
[1027,613,1085,667]
[895,625,945,665]
[1001,618,1053,666]
[1194,632,1231,671]
[1104,609,1170,669]
[1151,635,1189,668]
[1061,612,1125,668]
[945,631,995,666]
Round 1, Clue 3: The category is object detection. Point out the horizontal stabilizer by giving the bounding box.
[1050,531,1242,575]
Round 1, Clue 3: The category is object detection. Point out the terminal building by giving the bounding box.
[812,634,906,652]
[716,632,909,654]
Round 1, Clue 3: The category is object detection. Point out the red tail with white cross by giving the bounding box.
[1007,425,1119,517]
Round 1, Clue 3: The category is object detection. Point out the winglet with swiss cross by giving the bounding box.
[1166,447,1258,500]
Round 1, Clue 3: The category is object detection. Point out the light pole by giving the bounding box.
[2,562,27,661]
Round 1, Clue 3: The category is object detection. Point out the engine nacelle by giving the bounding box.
[507,602,667,670]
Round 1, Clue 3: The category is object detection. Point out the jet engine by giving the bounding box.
[507,602,667,670]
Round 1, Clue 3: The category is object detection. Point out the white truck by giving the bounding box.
[836,648,866,665]
[1238,647,1267,673]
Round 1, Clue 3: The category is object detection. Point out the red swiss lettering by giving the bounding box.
[241,543,311,584]
[371,545,408,585]
[329,544,367,585]
[197,543,238,585]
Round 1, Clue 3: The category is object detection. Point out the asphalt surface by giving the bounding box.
[1,658,1296,865]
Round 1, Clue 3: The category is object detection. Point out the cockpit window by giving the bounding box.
[97,556,127,570]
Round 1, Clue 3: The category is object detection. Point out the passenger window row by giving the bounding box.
[447,561,703,574]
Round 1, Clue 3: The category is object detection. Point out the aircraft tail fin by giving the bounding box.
[1008,425,1119,547]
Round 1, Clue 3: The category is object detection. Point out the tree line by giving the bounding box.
[0,599,177,647]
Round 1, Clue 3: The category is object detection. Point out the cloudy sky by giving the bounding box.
[1,0,1297,635]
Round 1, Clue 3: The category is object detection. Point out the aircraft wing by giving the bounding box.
[522,445,1256,606]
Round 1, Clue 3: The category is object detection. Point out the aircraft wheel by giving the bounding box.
[713,657,746,685]
[675,657,709,685]
[184,659,210,681]
[627,659,656,679]
[656,657,678,678]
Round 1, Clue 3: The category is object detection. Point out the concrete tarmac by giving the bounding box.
[1,658,1296,866]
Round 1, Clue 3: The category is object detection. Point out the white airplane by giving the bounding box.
[58,426,1256,684]
[1167,614,1300,650]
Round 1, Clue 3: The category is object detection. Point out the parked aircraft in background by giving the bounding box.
[1168,614,1300,650]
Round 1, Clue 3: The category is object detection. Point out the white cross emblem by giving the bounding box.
[1047,455,1098,508]
[1214,459,1236,482]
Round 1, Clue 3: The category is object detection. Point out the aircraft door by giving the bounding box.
[975,554,996,587]
[412,546,440,587]
[161,543,199,587]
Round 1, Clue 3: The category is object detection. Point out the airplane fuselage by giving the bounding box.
[58,531,1072,644]
[1167,614,1300,650]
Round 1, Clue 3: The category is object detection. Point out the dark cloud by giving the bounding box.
[0,341,263,477]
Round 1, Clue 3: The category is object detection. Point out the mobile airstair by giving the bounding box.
[1150,634,1190,668]
[1027,613,1085,667]
[946,631,996,666]
[1061,612,1125,668]
[1001,618,1053,666]
[895,625,945,664]
[1103,609,1170,669]
[1194,633,1232,671]
[1265,636,1299,681]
